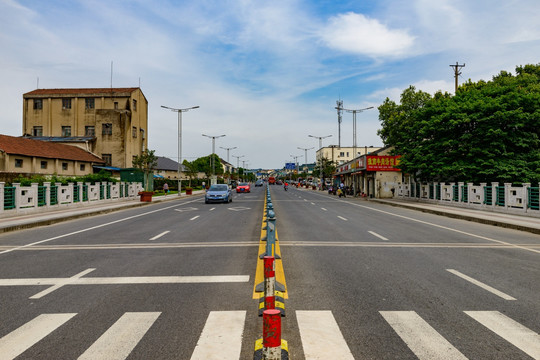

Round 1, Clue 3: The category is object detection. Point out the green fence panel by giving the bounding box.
[436,184,441,200]
[83,185,88,201]
[107,184,111,199]
[429,184,434,199]
[452,185,459,202]
[461,185,468,202]
[50,186,58,205]
[38,186,47,206]
[496,186,505,206]
[528,187,539,210]
[4,187,15,210]
[73,185,80,203]
[484,186,492,205]
[416,183,420,198]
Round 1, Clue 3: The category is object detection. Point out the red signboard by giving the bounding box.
[366,155,401,171]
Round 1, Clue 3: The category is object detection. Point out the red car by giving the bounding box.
[236,182,251,193]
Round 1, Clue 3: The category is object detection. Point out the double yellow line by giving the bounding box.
[252,192,287,299]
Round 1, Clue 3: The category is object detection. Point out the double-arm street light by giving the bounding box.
[290,154,301,178]
[308,134,332,189]
[202,134,226,178]
[297,146,314,174]
[161,105,199,195]
[340,106,374,157]
[220,146,237,163]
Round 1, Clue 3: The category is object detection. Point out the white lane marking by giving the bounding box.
[311,202,315,205]
[368,231,389,241]
[308,191,540,254]
[446,269,516,300]
[0,313,77,360]
[190,311,246,360]
[337,216,348,221]
[78,312,161,360]
[0,198,203,256]
[380,311,467,360]
[30,268,96,299]
[174,207,199,212]
[209,207,216,211]
[0,275,250,286]
[321,208,327,211]
[190,215,200,221]
[296,310,354,360]
[149,231,170,241]
[464,311,540,359]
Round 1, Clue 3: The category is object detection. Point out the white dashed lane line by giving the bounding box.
[368,231,389,241]
[337,216,348,221]
[190,216,200,221]
[149,231,170,241]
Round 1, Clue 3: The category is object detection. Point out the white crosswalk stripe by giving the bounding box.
[465,311,540,359]
[0,313,76,360]
[190,311,246,360]
[78,312,161,360]
[380,311,468,360]
[296,310,355,360]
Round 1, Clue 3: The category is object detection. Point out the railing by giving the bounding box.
[0,182,143,217]
[396,182,539,217]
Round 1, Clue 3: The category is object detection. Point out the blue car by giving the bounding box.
[205,184,232,204]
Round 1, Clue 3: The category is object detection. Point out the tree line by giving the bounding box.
[377,63,540,184]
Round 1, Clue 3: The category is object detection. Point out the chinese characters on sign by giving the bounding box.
[366,156,401,171]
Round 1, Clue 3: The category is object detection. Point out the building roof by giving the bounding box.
[156,156,186,172]
[0,134,105,163]
[23,87,140,97]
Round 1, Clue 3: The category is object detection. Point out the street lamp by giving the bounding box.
[290,154,301,181]
[308,134,332,190]
[340,106,374,157]
[220,146,237,163]
[202,134,226,179]
[161,105,199,195]
[297,146,314,174]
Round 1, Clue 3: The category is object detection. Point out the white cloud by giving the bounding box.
[319,12,415,57]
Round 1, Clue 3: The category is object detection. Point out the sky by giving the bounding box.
[1,0,540,170]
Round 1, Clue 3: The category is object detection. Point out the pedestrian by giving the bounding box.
[163,183,169,193]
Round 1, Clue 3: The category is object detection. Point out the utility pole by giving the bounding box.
[308,135,332,190]
[340,106,374,158]
[335,99,343,148]
[298,146,314,174]
[450,62,465,94]
[220,146,237,163]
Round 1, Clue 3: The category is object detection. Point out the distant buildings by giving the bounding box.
[22,88,148,169]
[316,145,381,165]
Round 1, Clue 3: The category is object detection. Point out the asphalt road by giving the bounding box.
[0,184,538,359]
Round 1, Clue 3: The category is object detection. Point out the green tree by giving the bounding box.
[378,64,540,184]
[132,149,158,191]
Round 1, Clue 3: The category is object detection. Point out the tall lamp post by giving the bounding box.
[161,105,199,195]
[308,134,332,190]
[220,146,237,184]
[341,106,373,195]
[297,146,314,175]
[290,154,301,181]
[202,134,226,181]
[232,154,244,181]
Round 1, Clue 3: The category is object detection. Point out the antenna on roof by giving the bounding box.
[37,77,39,89]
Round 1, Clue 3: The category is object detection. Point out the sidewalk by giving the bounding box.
[297,187,540,235]
[0,191,205,234]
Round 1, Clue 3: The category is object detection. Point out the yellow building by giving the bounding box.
[22,87,148,169]
[0,134,105,178]
[316,145,381,165]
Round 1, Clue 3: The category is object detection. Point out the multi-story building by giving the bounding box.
[315,145,381,165]
[22,88,148,169]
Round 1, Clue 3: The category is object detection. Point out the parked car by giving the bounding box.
[236,182,251,193]
[255,180,263,187]
[205,184,232,204]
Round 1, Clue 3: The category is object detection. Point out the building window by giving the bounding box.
[140,128,145,140]
[15,159,23,168]
[62,98,72,109]
[347,152,349,157]
[114,102,119,109]
[85,126,95,136]
[62,162,68,171]
[339,152,345,157]
[132,126,137,138]
[62,126,71,137]
[80,164,85,171]
[102,123,112,135]
[102,154,112,166]
[85,98,95,109]
[133,99,137,111]
[41,161,48,169]
[33,126,43,136]
[33,99,42,110]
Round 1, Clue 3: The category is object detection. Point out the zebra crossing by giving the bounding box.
[0,310,538,359]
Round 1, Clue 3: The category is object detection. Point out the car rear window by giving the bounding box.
[209,185,228,191]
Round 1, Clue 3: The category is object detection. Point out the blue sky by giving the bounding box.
[1,0,540,169]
